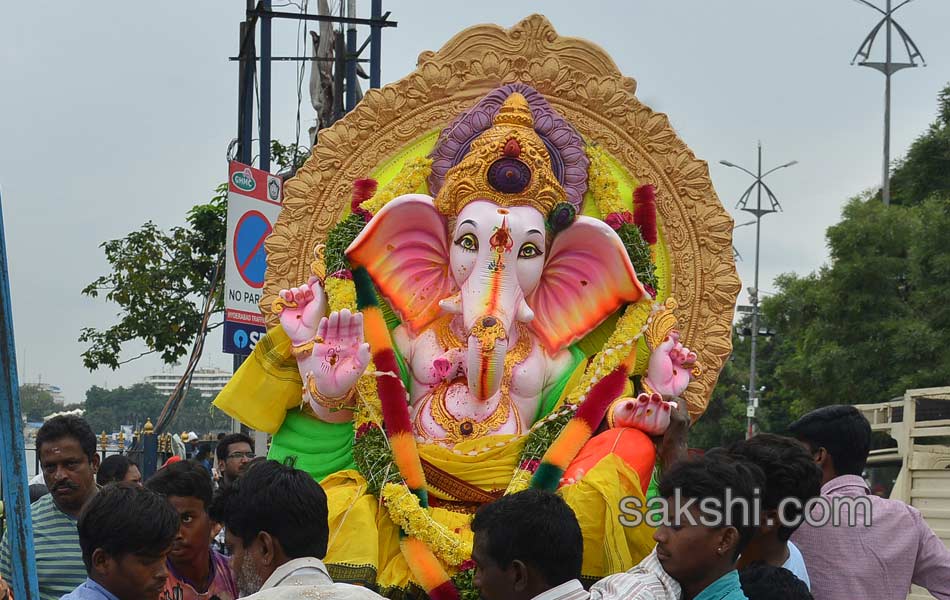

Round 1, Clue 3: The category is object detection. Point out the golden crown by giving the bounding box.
[434,93,567,217]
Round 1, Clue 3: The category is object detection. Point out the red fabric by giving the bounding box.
[575,368,628,430]
[633,184,657,244]
[562,427,655,493]
[375,349,412,435]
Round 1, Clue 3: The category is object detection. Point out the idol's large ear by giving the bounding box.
[527,216,647,352]
[346,194,458,333]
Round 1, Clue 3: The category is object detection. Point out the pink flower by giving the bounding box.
[520,458,541,473]
[605,211,634,231]
[458,559,476,571]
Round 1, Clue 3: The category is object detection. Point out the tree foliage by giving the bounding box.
[692,84,950,447]
[79,185,228,370]
[19,384,60,423]
[81,383,232,434]
[80,141,310,372]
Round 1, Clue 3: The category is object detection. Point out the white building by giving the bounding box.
[144,368,232,399]
[28,382,66,406]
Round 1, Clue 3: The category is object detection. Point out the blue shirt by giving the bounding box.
[694,569,748,600]
[60,578,119,600]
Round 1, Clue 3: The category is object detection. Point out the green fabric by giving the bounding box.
[534,345,586,423]
[269,409,357,482]
[0,495,85,600]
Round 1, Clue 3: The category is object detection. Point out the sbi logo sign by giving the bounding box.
[232,329,262,351]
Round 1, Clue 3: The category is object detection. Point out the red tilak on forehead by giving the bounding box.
[489,217,513,253]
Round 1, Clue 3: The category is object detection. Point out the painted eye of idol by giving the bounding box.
[455,232,478,252]
[518,242,542,259]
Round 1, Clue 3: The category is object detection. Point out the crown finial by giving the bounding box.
[493,92,534,129]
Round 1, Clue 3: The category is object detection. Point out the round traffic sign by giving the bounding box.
[233,210,272,288]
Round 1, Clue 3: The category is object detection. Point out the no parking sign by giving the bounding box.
[223,161,282,355]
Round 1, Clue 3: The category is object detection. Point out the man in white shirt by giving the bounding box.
[471,489,589,600]
[209,459,383,600]
[724,434,821,589]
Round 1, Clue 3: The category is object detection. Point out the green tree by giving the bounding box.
[78,185,228,371]
[82,383,166,433]
[167,388,233,434]
[751,86,950,413]
[80,141,310,371]
[889,84,950,206]
[19,384,60,422]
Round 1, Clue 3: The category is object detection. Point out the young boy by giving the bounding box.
[146,460,239,600]
[726,434,821,589]
[63,483,179,600]
[593,454,763,600]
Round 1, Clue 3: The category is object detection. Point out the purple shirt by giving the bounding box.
[791,474,950,600]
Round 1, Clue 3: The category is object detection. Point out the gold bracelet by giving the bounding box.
[291,335,323,359]
[305,373,356,411]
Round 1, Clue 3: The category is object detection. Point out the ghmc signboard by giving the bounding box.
[223,161,282,355]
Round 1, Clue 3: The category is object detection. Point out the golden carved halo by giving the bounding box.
[263,15,741,419]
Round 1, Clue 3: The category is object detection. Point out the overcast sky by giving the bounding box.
[2,1,949,406]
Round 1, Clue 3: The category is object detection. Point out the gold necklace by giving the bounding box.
[422,316,532,443]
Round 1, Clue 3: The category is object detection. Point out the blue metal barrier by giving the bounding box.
[0,190,40,598]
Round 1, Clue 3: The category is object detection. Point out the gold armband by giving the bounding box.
[305,373,357,411]
[291,335,324,359]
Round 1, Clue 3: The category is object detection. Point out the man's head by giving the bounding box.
[788,405,871,484]
[78,483,179,600]
[215,433,254,483]
[145,460,214,570]
[209,459,329,596]
[470,489,583,600]
[36,415,100,516]
[726,434,822,543]
[654,455,764,591]
[739,562,813,600]
[97,455,142,487]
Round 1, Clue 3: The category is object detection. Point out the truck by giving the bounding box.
[856,387,950,600]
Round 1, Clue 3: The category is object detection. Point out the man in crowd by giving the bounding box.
[471,489,588,600]
[215,433,254,489]
[209,459,383,599]
[146,460,238,600]
[593,454,763,600]
[789,405,950,600]
[96,455,142,487]
[63,483,179,600]
[726,433,821,588]
[0,415,99,599]
[738,563,813,600]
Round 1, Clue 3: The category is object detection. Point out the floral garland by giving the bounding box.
[359,156,433,215]
[381,483,472,566]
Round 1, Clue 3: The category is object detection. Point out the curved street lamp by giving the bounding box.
[720,143,797,438]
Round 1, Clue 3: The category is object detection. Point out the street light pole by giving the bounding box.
[851,0,925,206]
[720,144,797,438]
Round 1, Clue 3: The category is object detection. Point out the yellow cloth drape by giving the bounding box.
[322,452,656,592]
[213,326,302,434]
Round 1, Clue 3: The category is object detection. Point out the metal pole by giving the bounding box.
[345,0,358,111]
[370,0,382,89]
[260,0,272,172]
[238,5,256,165]
[882,0,892,206]
[0,190,40,600]
[747,143,763,439]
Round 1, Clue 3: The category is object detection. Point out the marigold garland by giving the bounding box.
[382,483,473,566]
[586,144,628,216]
[325,276,358,314]
[360,156,433,215]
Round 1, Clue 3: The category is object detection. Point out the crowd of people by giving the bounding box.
[0,404,948,600]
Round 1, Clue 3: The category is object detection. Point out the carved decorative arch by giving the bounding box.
[263,14,741,418]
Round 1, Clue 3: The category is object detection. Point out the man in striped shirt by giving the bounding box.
[0,415,100,600]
